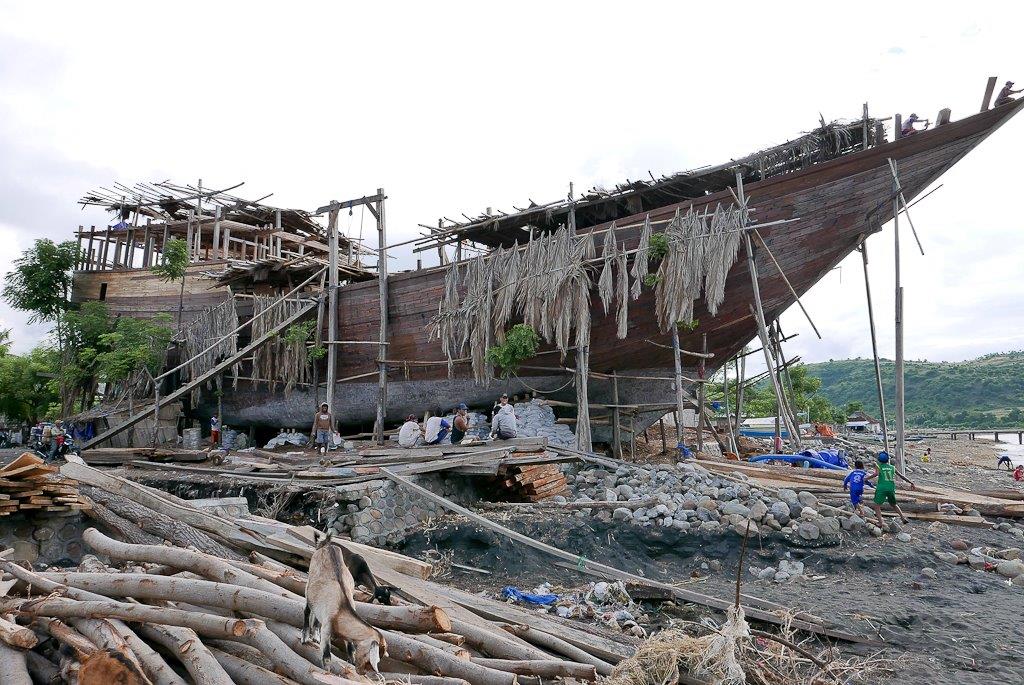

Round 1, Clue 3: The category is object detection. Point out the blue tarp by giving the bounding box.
[500,586,559,605]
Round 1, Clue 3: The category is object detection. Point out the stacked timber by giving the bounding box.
[0,452,88,517]
[499,463,568,502]
[0,456,632,685]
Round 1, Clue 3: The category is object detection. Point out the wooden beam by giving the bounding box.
[374,188,389,445]
[981,76,998,112]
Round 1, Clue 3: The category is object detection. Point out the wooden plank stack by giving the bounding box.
[499,462,568,502]
[0,452,89,517]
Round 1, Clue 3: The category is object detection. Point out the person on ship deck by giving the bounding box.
[995,80,1022,107]
[900,113,928,137]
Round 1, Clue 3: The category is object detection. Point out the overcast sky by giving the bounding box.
[1,3,1022,371]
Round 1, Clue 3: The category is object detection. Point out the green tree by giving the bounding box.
[151,237,189,331]
[845,401,864,415]
[0,346,60,423]
[2,239,80,353]
[94,314,173,385]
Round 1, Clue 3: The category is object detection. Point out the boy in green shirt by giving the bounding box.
[868,452,916,529]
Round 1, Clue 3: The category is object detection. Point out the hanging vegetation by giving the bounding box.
[179,298,238,404]
[433,202,745,384]
[250,295,313,395]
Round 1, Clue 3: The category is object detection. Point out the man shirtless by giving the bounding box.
[311,402,335,454]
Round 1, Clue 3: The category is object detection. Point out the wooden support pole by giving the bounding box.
[860,240,890,454]
[659,417,667,454]
[862,102,869,150]
[185,211,195,263]
[981,76,998,112]
[893,163,907,475]
[721,359,735,455]
[772,322,802,439]
[76,225,83,269]
[161,224,169,263]
[212,206,222,260]
[142,220,152,266]
[374,187,389,445]
[697,333,707,452]
[86,226,95,270]
[101,230,110,269]
[610,371,622,458]
[739,172,799,450]
[326,208,339,414]
[670,325,687,453]
[734,353,745,446]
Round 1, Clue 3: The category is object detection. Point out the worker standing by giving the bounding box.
[310,402,335,454]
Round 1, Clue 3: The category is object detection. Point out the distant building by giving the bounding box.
[846,410,881,434]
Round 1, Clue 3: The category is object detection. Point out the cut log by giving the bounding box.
[377,674,470,685]
[502,625,613,676]
[82,528,289,597]
[78,496,163,546]
[36,617,97,657]
[408,632,471,659]
[82,486,245,560]
[382,630,518,685]
[41,572,451,634]
[136,623,234,685]
[210,647,302,685]
[471,658,598,681]
[2,598,248,639]
[237,620,368,685]
[70,618,147,677]
[0,615,37,649]
[0,639,32,685]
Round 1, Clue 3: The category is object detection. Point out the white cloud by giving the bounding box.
[1,1,1022,369]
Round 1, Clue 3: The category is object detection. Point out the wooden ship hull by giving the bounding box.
[72,98,1024,441]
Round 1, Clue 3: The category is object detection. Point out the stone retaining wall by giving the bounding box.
[324,473,481,546]
[1,514,91,565]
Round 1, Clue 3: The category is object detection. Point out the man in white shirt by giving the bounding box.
[424,416,451,445]
[398,415,422,448]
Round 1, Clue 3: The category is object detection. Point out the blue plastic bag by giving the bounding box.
[500,586,559,605]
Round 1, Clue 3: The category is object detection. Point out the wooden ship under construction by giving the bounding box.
[71,88,1024,450]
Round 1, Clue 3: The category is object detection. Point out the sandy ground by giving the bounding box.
[402,436,1024,685]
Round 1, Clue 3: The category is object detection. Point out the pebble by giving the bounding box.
[897,532,913,543]
[933,551,961,564]
[950,539,970,551]
[798,522,820,541]
[920,567,938,579]
[612,507,632,521]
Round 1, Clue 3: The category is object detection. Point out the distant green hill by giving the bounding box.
[804,352,1024,429]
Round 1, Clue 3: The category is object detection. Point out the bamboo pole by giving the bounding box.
[859,240,890,453]
[375,188,389,445]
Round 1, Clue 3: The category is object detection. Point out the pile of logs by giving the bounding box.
[498,464,568,502]
[0,457,635,684]
[0,453,88,517]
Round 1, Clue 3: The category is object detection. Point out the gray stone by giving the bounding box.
[897,532,913,543]
[996,560,1024,578]
[797,522,820,541]
[774,571,791,582]
[778,489,799,506]
[672,520,691,532]
[358,496,372,508]
[797,491,818,508]
[933,551,960,564]
[606,505,630,520]
[32,527,54,542]
[778,559,804,576]
[721,501,751,517]
[604,489,618,502]
[920,567,937,579]
[616,484,635,499]
[818,517,842,536]
[997,548,1022,560]
[700,521,721,534]
[758,567,777,581]
[799,507,819,521]
[748,500,769,521]
[950,539,970,551]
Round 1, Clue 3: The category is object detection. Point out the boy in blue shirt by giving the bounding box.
[843,460,870,516]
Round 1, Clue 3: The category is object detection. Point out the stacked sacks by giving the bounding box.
[513,399,576,448]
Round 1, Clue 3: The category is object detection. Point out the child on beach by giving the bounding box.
[843,459,870,516]
[867,452,916,528]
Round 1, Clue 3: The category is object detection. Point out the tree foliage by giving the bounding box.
[0,347,60,423]
[2,239,80,350]
[151,238,189,281]
[486,324,540,378]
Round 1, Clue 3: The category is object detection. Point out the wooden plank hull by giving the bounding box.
[76,100,1024,433]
